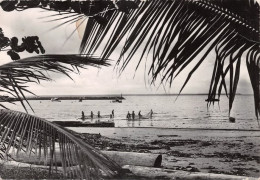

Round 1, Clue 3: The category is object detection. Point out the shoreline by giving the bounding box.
[68,126,260,131]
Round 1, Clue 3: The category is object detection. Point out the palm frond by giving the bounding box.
[79,0,260,118]
[0,109,121,179]
[0,54,110,111]
[246,46,260,120]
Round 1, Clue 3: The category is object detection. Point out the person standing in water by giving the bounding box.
[81,111,85,120]
[97,111,101,118]
[138,111,142,119]
[112,109,114,118]
[126,111,131,120]
[132,111,135,120]
[90,111,94,119]
[150,109,153,118]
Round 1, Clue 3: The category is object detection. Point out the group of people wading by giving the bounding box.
[127,109,153,120]
[81,110,114,120]
[81,109,153,120]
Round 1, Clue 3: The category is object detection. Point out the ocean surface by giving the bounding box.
[7,95,259,130]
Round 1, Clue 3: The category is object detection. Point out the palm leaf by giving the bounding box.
[78,0,260,118]
[0,54,110,111]
[246,46,260,121]
[0,109,121,179]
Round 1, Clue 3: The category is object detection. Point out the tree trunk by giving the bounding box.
[9,151,162,167]
[122,165,258,180]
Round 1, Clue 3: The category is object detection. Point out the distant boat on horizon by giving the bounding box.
[112,98,122,103]
[51,97,61,102]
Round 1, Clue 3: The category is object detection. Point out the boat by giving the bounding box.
[51,97,61,102]
[112,98,122,103]
[111,94,124,103]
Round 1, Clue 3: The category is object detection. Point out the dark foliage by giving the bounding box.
[0,28,45,60]
[77,0,259,118]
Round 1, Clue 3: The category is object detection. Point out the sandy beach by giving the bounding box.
[0,127,259,179]
[70,127,260,178]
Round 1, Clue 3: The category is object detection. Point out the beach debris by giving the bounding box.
[229,117,236,123]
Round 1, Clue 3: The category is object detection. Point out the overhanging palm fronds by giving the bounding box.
[0,109,121,179]
[0,54,110,111]
[78,0,260,118]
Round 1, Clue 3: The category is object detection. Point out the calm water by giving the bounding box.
[7,95,259,130]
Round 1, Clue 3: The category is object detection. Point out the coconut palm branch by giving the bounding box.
[0,54,110,111]
[78,0,260,118]
[0,109,121,179]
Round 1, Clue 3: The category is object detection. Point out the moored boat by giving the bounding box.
[112,99,122,103]
[51,97,61,102]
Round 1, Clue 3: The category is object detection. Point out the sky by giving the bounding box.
[0,6,254,96]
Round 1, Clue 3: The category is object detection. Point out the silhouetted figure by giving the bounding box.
[138,111,142,119]
[126,111,131,120]
[97,111,101,118]
[112,109,114,118]
[90,111,94,119]
[150,109,153,118]
[81,111,85,120]
[110,114,112,119]
[132,111,135,120]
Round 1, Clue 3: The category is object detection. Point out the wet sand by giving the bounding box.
[1,128,259,179]
[71,127,260,177]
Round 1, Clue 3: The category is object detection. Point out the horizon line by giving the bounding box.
[25,93,253,97]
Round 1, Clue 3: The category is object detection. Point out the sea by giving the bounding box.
[7,95,260,130]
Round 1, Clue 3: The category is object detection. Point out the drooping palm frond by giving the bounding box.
[0,54,110,111]
[0,109,121,179]
[78,0,260,118]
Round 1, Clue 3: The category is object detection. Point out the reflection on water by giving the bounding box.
[5,95,259,130]
[126,118,154,127]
